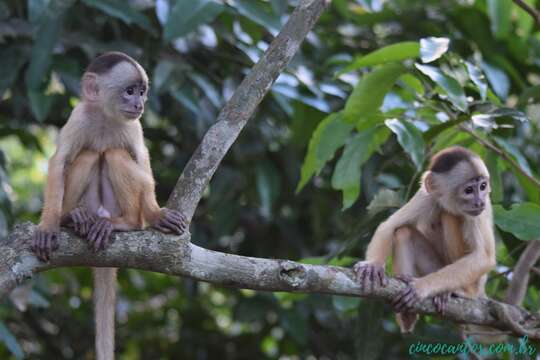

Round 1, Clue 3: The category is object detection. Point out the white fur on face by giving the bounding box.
[431,156,490,215]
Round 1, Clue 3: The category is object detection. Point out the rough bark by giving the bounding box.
[3,0,540,342]
[3,222,540,339]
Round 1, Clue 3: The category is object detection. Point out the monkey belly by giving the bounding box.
[75,155,122,219]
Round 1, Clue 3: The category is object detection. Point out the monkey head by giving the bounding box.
[81,52,148,121]
[422,146,491,217]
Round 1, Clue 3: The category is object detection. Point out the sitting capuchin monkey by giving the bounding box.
[32,52,187,360]
[354,146,496,334]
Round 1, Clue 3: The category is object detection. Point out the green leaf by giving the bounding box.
[0,46,26,96]
[337,42,419,75]
[0,322,23,359]
[419,37,449,63]
[25,14,63,90]
[344,63,406,124]
[82,0,155,33]
[415,63,468,112]
[367,189,402,217]
[385,119,425,170]
[486,152,503,204]
[332,295,360,313]
[487,0,512,39]
[232,0,281,33]
[163,0,224,41]
[256,161,280,218]
[494,203,540,241]
[297,112,354,192]
[28,90,54,122]
[465,61,487,100]
[480,61,510,100]
[331,127,390,210]
[398,73,424,96]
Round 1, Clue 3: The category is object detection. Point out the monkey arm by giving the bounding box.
[414,223,496,298]
[39,153,67,230]
[365,191,430,265]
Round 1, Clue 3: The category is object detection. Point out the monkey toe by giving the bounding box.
[88,219,113,252]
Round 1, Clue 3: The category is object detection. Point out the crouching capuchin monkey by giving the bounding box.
[354,146,496,334]
[31,52,187,360]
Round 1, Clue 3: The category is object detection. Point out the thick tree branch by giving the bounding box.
[166,0,329,221]
[2,222,540,339]
[505,240,540,305]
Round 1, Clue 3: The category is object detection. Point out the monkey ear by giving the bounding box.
[81,73,100,101]
[423,171,437,194]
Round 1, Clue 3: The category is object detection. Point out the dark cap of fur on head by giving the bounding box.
[429,146,475,173]
[86,51,138,75]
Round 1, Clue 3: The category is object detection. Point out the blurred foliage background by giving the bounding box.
[1,0,540,358]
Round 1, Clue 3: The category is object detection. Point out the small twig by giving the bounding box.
[513,0,540,25]
[458,124,540,189]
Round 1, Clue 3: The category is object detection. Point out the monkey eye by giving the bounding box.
[126,87,134,95]
[480,182,487,191]
[465,186,473,194]
[140,89,145,96]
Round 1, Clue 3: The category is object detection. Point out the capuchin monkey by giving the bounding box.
[354,146,496,333]
[31,52,187,360]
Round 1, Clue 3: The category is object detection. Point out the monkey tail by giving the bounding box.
[93,267,117,360]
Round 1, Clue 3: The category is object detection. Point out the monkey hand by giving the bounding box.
[152,208,187,235]
[392,275,421,313]
[65,207,96,236]
[87,218,114,252]
[353,260,388,290]
[31,226,59,262]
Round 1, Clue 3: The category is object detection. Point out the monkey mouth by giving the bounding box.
[466,209,484,216]
[122,110,142,119]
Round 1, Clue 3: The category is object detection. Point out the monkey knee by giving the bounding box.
[104,148,131,164]
[395,226,412,242]
[76,150,100,163]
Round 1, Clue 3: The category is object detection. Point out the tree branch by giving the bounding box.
[513,0,540,25]
[505,240,540,306]
[166,0,329,221]
[2,222,540,339]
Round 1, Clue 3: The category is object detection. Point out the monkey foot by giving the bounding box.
[392,275,420,313]
[87,218,114,252]
[353,261,388,289]
[66,207,96,236]
[152,208,187,235]
[31,228,59,262]
[433,292,453,315]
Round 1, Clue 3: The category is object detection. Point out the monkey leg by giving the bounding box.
[32,150,100,261]
[392,226,448,333]
[105,148,187,235]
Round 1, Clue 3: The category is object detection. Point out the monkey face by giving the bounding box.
[117,81,147,120]
[456,175,489,216]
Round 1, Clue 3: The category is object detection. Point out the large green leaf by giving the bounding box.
[419,37,449,63]
[338,42,419,74]
[25,14,63,90]
[465,61,487,100]
[344,63,406,124]
[297,112,354,192]
[385,119,425,170]
[494,203,540,240]
[82,0,154,33]
[480,61,510,100]
[487,0,512,39]
[163,0,224,41]
[331,127,390,209]
[232,0,281,33]
[415,63,468,112]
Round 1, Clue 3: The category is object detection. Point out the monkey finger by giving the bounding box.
[161,217,183,234]
[376,269,387,287]
[393,288,415,312]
